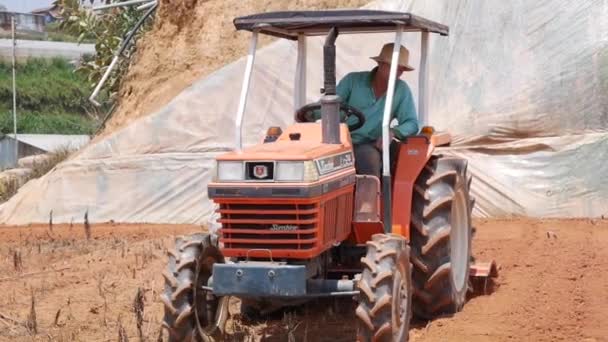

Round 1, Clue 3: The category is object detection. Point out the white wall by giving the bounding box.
[0,39,95,61]
[0,0,52,13]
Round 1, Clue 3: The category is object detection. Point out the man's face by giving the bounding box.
[377,62,406,79]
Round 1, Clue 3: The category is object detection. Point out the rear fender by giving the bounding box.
[391,136,435,239]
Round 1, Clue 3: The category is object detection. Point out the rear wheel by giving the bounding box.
[410,156,474,319]
[161,233,228,341]
[356,234,412,342]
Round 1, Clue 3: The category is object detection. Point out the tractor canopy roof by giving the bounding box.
[233,10,449,40]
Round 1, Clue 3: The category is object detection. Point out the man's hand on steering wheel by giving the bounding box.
[295,102,366,131]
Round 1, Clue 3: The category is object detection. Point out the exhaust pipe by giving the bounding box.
[323,27,338,96]
[321,27,341,144]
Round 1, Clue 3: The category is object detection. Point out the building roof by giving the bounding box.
[3,134,90,152]
[30,5,61,18]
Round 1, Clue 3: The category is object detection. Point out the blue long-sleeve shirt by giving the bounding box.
[335,67,419,145]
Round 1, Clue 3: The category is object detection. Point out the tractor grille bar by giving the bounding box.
[218,202,320,251]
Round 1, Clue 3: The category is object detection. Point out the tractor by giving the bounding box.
[161,10,493,341]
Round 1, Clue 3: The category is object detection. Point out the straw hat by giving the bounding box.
[370,43,415,71]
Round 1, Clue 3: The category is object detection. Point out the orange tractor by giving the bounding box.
[161,10,494,341]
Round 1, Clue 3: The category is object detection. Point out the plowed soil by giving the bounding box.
[0,218,606,341]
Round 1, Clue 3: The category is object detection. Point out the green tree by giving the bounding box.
[54,0,155,106]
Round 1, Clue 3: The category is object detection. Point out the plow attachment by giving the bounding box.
[469,260,499,295]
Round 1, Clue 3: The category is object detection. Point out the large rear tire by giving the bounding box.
[410,156,474,319]
[161,233,228,342]
[356,234,412,342]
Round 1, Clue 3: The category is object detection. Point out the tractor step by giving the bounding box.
[469,261,499,295]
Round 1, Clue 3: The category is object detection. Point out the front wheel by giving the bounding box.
[161,233,228,341]
[356,234,412,342]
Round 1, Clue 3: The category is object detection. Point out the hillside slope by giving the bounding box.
[104,0,369,135]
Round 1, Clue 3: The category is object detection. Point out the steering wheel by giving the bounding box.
[295,102,366,131]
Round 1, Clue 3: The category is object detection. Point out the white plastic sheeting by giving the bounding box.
[1,0,608,224]
[8,134,91,152]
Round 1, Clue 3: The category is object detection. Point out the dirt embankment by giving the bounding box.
[0,218,606,341]
[103,0,370,136]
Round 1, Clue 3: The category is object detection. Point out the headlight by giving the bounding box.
[276,161,304,182]
[216,161,244,181]
[276,161,319,182]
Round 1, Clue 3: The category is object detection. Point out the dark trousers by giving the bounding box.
[354,143,382,179]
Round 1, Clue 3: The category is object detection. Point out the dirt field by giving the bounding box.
[0,218,606,341]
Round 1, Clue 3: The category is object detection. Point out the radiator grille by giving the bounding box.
[216,188,354,258]
[219,203,319,251]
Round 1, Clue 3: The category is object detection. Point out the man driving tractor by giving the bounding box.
[333,43,419,178]
[162,11,490,342]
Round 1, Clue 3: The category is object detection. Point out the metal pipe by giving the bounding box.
[117,4,158,56]
[323,27,339,95]
[419,31,429,127]
[89,3,158,107]
[321,27,341,144]
[136,1,157,11]
[11,16,17,165]
[93,0,154,11]
[307,279,355,293]
[294,34,307,110]
[235,30,259,150]
[89,55,119,107]
[382,27,404,176]
[301,291,359,298]
[381,25,404,232]
[321,95,341,144]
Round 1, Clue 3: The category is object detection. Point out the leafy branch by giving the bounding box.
[54,0,155,107]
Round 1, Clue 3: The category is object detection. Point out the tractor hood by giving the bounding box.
[211,123,356,185]
[217,140,349,161]
[217,123,353,161]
